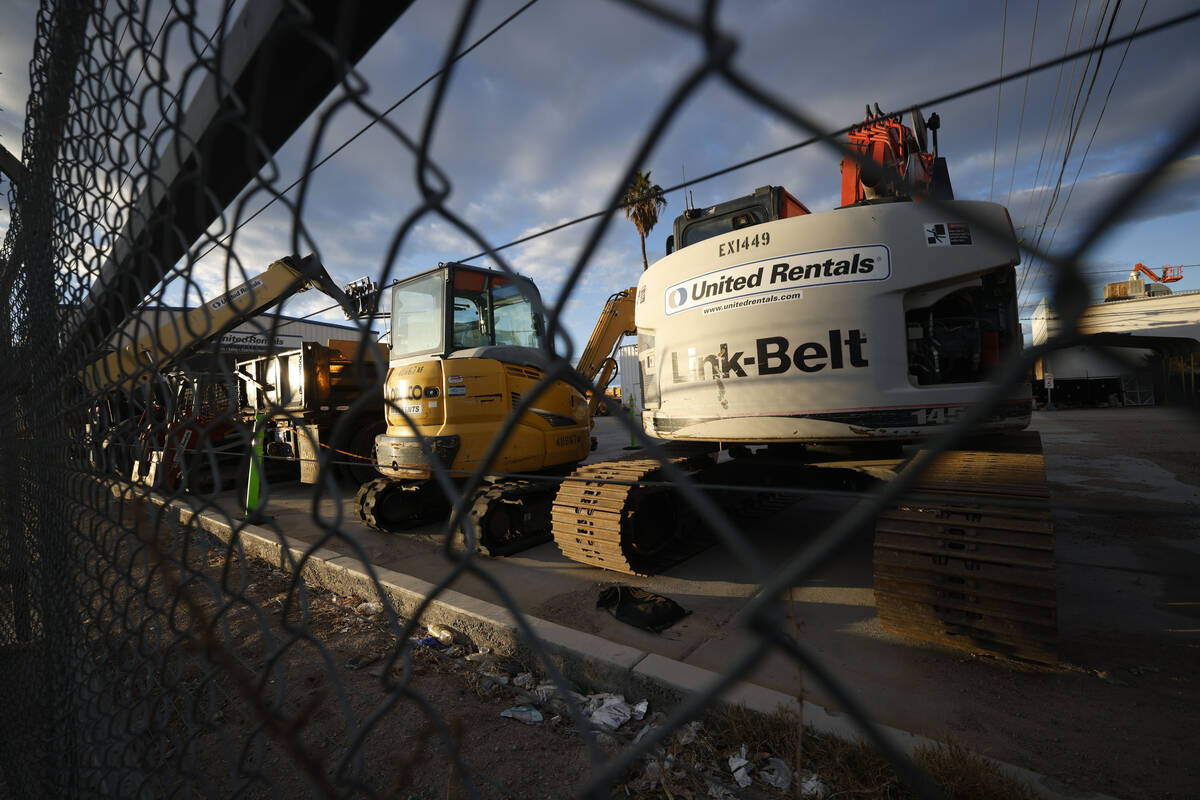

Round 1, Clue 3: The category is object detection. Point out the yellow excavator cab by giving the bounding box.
[356,262,635,552]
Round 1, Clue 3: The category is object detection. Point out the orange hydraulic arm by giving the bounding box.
[575,287,636,418]
[841,106,934,206]
[1130,263,1183,283]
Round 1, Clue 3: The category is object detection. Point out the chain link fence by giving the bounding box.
[1,0,1198,797]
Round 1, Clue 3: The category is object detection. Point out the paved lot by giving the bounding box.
[223,408,1199,799]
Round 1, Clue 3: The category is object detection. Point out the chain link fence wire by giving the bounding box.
[1,0,1198,796]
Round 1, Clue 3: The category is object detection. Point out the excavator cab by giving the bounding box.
[665,185,810,255]
[387,263,545,360]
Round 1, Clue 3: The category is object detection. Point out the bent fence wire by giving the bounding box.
[1,0,1197,797]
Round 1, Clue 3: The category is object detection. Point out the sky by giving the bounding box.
[2,0,1200,355]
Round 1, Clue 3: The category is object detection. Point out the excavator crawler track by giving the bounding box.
[551,457,713,576]
[872,431,1058,664]
[357,477,449,532]
[460,479,555,557]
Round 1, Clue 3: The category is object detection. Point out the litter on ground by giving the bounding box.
[500,705,544,725]
[760,757,791,790]
[427,623,454,645]
[585,693,648,730]
[728,744,753,788]
[800,773,828,798]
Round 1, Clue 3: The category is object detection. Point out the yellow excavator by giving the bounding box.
[354,262,636,554]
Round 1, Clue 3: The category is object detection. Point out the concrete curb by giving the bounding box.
[164,497,802,719]
[123,484,1116,800]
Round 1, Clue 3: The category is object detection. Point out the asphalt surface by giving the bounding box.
[219,407,1199,799]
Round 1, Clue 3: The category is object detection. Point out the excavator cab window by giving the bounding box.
[679,205,769,248]
[491,277,542,348]
[451,268,544,351]
[452,268,491,349]
[390,264,546,359]
[390,271,445,359]
[670,186,809,253]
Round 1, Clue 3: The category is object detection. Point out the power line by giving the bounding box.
[456,5,1200,265]
[1019,0,1117,301]
[1027,262,1200,277]
[114,6,222,225]
[1015,261,1199,306]
[188,0,543,269]
[1005,0,1041,209]
[142,3,1200,325]
[1018,0,1108,300]
[1044,0,1148,261]
[1042,0,1124,249]
[990,0,1009,202]
[1016,0,1080,248]
[1017,0,1099,298]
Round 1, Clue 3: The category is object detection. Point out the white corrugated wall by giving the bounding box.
[617,343,641,412]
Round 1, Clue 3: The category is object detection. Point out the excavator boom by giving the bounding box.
[574,287,636,417]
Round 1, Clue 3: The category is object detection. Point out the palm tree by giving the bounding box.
[621,170,667,271]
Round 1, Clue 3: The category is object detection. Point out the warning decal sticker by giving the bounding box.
[924,222,973,247]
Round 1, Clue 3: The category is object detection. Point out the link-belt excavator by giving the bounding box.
[359,107,1058,663]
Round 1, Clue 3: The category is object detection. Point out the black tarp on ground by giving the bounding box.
[596,585,690,633]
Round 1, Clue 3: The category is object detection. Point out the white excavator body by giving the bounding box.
[635,199,1031,442]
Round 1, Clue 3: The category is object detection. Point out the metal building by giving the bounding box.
[1031,288,1200,406]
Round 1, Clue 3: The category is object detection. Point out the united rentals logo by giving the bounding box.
[209,277,266,310]
[663,245,889,315]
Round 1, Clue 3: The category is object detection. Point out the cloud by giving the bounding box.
[1008,153,1200,254]
[4,0,1200,350]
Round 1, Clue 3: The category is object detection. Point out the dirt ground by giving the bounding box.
[113,540,1042,800]
[131,546,600,798]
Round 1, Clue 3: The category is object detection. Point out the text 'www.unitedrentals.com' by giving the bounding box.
[701,291,804,315]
